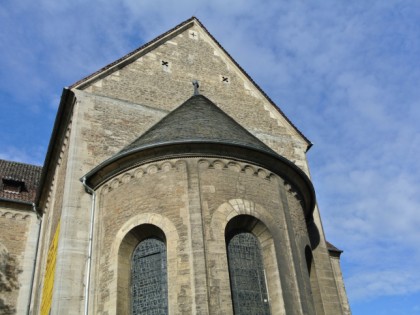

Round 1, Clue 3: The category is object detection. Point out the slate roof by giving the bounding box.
[326,241,343,254]
[0,159,42,203]
[120,94,277,156]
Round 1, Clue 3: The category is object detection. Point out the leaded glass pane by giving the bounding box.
[227,232,271,315]
[131,238,168,315]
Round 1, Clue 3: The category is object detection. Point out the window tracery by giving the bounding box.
[131,237,168,315]
[227,231,271,315]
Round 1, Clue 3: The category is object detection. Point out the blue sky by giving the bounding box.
[1,1,419,314]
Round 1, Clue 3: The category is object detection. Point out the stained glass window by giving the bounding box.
[131,238,168,315]
[227,232,271,315]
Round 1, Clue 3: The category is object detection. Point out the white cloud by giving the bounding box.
[1,0,420,309]
[347,269,420,301]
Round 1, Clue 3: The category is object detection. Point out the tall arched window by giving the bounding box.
[227,231,271,315]
[131,237,168,315]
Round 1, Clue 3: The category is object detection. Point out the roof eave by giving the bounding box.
[0,197,33,207]
[35,88,76,210]
[82,141,316,219]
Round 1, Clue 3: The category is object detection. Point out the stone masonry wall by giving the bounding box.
[330,255,351,315]
[78,91,168,167]
[0,203,38,315]
[32,117,71,314]
[94,157,314,314]
[94,159,192,314]
[79,24,309,173]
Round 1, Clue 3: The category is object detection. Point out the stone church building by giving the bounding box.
[0,17,350,314]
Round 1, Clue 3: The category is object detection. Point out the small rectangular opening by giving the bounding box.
[2,178,26,194]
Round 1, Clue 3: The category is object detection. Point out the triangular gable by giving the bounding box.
[70,17,195,89]
[70,17,311,148]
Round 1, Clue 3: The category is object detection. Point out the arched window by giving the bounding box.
[227,231,271,315]
[131,237,168,315]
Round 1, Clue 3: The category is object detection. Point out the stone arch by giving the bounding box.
[123,225,167,314]
[225,217,271,314]
[110,213,179,315]
[209,199,285,315]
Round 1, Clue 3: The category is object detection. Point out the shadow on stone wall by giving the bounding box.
[307,218,320,249]
[0,244,22,315]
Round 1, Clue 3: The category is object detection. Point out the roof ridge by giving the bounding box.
[69,16,197,89]
[192,18,311,148]
[0,158,43,168]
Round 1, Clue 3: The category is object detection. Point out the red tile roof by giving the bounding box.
[0,159,42,203]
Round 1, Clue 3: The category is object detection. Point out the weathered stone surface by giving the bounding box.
[9,17,350,315]
[0,203,38,315]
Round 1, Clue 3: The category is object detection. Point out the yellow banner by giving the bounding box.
[40,220,60,315]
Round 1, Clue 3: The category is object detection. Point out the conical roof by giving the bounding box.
[83,94,315,217]
[119,94,276,155]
